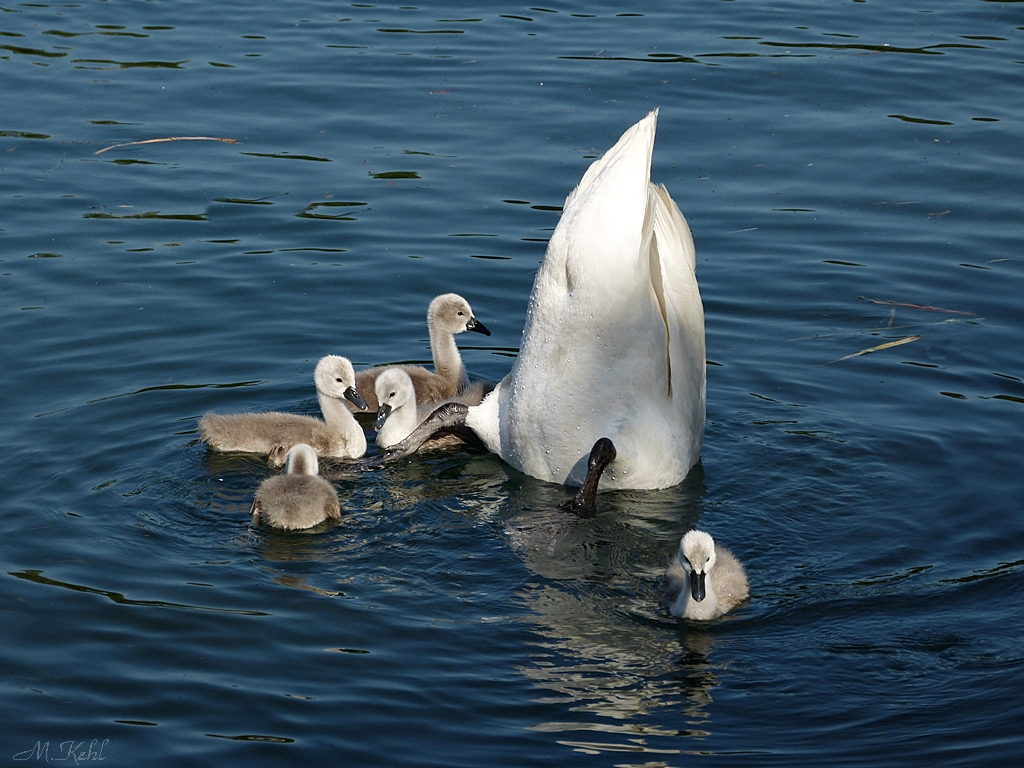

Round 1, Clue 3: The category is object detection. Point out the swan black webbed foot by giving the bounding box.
[558,437,617,517]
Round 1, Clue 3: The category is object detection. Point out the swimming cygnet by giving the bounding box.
[662,529,749,620]
[199,355,368,463]
[250,443,341,530]
[353,293,490,413]
[373,366,491,450]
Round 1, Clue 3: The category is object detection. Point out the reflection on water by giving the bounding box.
[451,467,737,749]
[519,582,721,738]
[214,439,731,747]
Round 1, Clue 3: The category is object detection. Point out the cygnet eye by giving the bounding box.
[336,377,343,383]
[389,391,396,398]
[457,310,464,316]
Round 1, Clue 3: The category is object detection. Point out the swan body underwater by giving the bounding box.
[383,110,706,494]
[373,366,492,449]
[250,443,342,530]
[662,530,749,620]
[199,355,368,464]
[352,293,491,413]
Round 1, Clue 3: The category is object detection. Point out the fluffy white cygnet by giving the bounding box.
[353,293,490,413]
[662,529,749,620]
[250,443,341,530]
[199,355,368,463]
[373,366,491,449]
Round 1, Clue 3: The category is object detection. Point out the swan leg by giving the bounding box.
[558,438,617,516]
[380,402,470,463]
[268,444,290,467]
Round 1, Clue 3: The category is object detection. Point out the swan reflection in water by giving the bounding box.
[352,452,731,741]
[202,441,742,754]
[496,471,731,744]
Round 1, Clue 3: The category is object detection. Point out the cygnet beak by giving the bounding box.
[374,403,392,431]
[690,569,706,602]
[466,317,491,336]
[345,386,368,411]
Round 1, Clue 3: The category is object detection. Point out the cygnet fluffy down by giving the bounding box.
[250,443,342,530]
[662,529,748,620]
[373,366,491,450]
[200,355,368,463]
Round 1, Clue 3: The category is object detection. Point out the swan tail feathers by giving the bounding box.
[649,183,705,458]
[552,111,658,301]
[563,109,659,211]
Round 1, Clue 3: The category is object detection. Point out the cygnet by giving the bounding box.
[250,443,341,530]
[353,293,490,413]
[200,355,368,463]
[662,529,748,620]
[373,366,491,450]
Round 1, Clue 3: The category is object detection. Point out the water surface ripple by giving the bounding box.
[2,1,1022,766]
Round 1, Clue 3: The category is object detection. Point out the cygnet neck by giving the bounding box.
[430,326,468,391]
[318,386,366,454]
[285,445,319,476]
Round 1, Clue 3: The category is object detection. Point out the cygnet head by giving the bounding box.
[428,293,491,337]
[374,367,416,431]
[315,355,368,411]
[283,443,320,476]
[679,529,718,602]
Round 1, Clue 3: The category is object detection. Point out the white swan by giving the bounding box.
[199,355,368,463]
[372,366,491,449]
[662,530,749,620]
[352,293,490,413]
[250,443,342,530]
[384,110,705,492]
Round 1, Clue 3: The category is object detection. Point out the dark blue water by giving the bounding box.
[2,1,1023,766]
